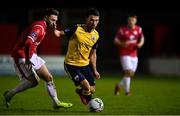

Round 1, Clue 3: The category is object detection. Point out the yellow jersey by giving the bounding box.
[64,25,99,66]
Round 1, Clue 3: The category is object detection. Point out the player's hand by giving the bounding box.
[137,43,143,49]
[25,60,33,70]
[52,23,57,30]
[94,71,100,79]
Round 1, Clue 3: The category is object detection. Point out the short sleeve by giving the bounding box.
[139,27,144,38]
[27,25,43,42]
[92,39,100,49]
[116,27,123,39]
[64,26,77,37]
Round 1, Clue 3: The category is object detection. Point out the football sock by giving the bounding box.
[118,78,125,87]
[82,89,92,103]
[84,94,92,103]
[6,79,34,100]
[124,77,131,93]
[46,81,59,104]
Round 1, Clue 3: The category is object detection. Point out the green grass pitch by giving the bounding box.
[0,74,180,115]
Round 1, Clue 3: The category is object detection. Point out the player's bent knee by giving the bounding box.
[31,79,39,87]
[47,74,53,81]
[90,86,96,94]
[28,75,39,87]
[124,70,134,77]
[129,70,135,77]
[82,86,91,95]
[27,79,38,88]
[31,81,38,87]
[130,72,135,77]
[124,71,131,77]
[80,79,91,95]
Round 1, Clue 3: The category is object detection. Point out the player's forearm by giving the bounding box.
[54,30,65,38]
[90,52,98,72]
[114,38,120,45]
[137,37,144,48]
[114,37,124,46]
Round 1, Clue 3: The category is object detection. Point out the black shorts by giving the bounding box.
[64,63,95,86]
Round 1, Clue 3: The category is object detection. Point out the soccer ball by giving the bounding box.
[88,98,104,112]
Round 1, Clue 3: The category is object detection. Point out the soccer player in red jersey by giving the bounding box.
[3,8,72,109]
[114,14,144,96]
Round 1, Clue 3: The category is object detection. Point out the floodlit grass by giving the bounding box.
[0,75,180,115]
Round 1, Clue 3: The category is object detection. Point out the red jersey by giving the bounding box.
[115,25,144,57]
[11,20,47,62]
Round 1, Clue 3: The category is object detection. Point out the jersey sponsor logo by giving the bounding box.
[64,28,71,33]
[74,75,80,81]
[91,35,96,41]
[29,32,37,40]
[129,35,135,40]
[127,40,137,44]
[128,35,137,43]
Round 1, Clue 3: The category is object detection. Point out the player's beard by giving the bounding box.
[46,21,54,30]
[48,24,54,30]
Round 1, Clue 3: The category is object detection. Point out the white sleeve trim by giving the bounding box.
[27,36,35,42]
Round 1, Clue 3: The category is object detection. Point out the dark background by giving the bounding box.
[0,0,180,74]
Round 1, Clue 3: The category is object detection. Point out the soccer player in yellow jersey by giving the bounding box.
[54,8,100,105]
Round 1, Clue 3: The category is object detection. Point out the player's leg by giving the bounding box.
[123,69,133,96]
[131,56,138,75]
[33,55,72,109]
[3,59,39,108]
[31,54,60,105]
[64,64,91,105]
[115,56,132,96]
[37,66,73,109]
[90,86,96,94]
[125,56,138,96]
[75,79,92,105]
[122,56,138,96]
[79,66,96,105]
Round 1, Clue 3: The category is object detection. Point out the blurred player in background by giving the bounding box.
[54,8,101,105]
[3,8,73,109]
[114,14,144,96]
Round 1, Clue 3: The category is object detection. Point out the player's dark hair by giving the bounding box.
[44,8,59,16]
[127,13,137,18]
[85,8,100,18]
